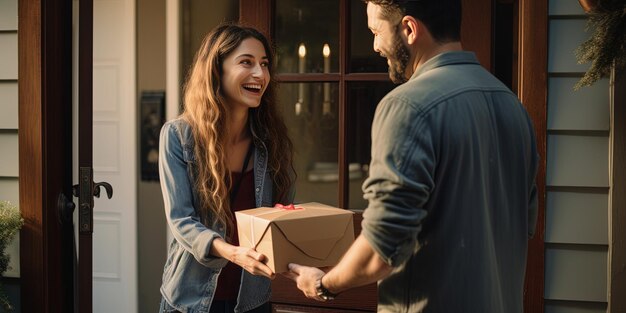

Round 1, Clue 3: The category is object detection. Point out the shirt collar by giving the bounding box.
[410,51,479,81]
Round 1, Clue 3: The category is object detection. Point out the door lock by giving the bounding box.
[57,192,76,225]
[70,167,114,233]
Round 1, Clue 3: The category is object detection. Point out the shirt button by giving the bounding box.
[255,188,260,193]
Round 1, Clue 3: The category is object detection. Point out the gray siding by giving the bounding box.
[0,0,18,30]
[545,1,609,311]
[0,133,18,177]
[0,33,17,79]
[548,77,610,131]
[0,82,18,129]
[0,0,20,278]
[546,191,608,245]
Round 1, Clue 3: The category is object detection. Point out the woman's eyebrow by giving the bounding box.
[235,54,268,60]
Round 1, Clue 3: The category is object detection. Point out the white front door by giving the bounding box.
[76,0,137,311]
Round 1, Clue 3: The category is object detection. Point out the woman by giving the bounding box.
[158,23,295,313]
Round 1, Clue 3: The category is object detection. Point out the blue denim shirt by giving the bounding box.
[361,51,539,313]
[158,117,292,313]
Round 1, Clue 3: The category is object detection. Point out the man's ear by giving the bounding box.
[401,16,419,45]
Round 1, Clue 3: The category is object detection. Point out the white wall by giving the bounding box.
[545,1,610,312]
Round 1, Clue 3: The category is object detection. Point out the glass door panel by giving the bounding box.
[278,82,340,206]
[347,81,396,210]
[349,0,387,73]
[274,0,339,74]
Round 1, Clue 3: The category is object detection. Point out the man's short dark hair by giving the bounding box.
[364,0,462,43]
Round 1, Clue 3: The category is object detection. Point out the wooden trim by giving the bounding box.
[338,0,349,209]
[344,73,389,81]
[19,0,74,311]
[518,0,547,312]
[276,73,389,82]
[277,73,341,82]
[461,0,492,71]
[78,0,94,310]
[18,0,44,310]
[239,0,272,38]
[609,67,626,313]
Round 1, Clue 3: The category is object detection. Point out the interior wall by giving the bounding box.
[181,0,239,79]
[136,1,238,312]
[136,0,167,312]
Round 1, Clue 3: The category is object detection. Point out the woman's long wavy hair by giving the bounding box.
[182,23,294,234]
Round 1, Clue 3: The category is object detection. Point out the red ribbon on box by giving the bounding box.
[274,203,303,210]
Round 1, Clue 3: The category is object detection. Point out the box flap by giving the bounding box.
[235,207,298,247]
[273,213,353,260]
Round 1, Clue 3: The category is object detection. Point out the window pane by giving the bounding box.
[348,81,396,209]
[274,0,339,73]
[278,82,340,206]
[350,0,388,73]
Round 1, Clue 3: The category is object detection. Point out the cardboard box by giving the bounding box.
[235,202,355,273]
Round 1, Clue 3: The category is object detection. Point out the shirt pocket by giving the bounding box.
[182,144,195,164]
[182,145,200,204]
[161,241,185,285]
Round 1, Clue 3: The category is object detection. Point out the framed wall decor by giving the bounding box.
[140,90,165,181]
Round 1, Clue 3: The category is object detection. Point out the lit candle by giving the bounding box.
[296,43,306,116]
[298,43,307,74]
[323,44,330,73]
[322,44,331,115]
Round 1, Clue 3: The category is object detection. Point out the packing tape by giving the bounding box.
[249,204,303,245]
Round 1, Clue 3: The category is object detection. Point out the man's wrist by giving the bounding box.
[315,274,338,301]
[321,274,339,295]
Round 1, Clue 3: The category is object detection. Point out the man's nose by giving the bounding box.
[373,37,380,53]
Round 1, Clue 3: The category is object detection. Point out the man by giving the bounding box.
[285,0,539,312]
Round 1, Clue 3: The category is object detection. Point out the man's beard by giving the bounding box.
[387,27,410,84]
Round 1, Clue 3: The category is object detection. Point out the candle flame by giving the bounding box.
[323,44,330,57]
[298,43,306,57]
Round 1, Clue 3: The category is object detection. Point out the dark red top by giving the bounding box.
[214,169,256,301]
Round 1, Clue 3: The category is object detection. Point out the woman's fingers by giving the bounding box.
[248,249,267,262]
[234,248,274,278]
[246,261,275,279]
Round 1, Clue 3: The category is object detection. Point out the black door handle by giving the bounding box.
[72,181,114,199]
[93,182,113,199]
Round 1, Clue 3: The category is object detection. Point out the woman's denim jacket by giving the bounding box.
[158,117,293,313]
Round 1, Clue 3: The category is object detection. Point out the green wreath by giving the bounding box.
[575,0,626,89]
